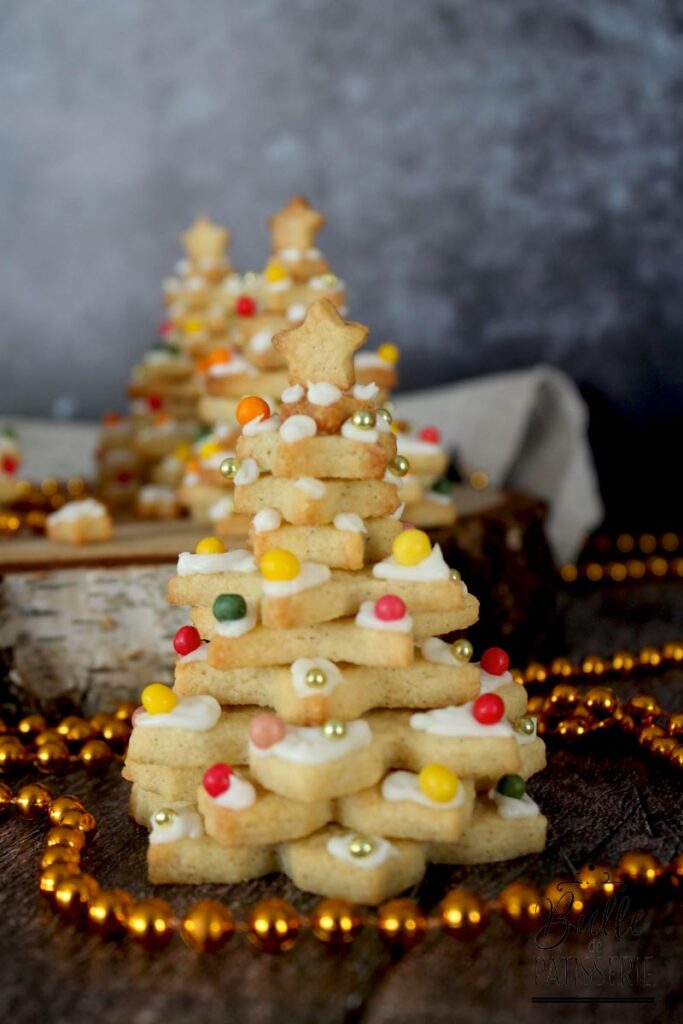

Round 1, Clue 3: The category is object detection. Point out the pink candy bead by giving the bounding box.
[374,594,407,621]
[248,712,286,749]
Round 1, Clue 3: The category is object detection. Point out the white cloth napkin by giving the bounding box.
[395,365,603,562]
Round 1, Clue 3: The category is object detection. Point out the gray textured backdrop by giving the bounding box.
[1,0,682,519]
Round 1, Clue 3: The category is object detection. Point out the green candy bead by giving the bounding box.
[497,774,527,799]
[193,426,212,443]
[432,477,452,495]
[213,593,247,622]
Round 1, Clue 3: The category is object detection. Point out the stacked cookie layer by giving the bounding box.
[123,299,547,903]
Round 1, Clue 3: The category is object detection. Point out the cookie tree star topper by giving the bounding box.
[181,216,231,264]
[268,196,326,253]
[273,298,368,390]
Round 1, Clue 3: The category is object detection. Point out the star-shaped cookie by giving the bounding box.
[181,217,231,263]
[269,196,325,252]
[273,298,368,389]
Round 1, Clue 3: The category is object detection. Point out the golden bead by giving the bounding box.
[560,564,578,583]
[35,739,70,773]
[180,900,234,952]
[348,834,374,859]
[548,684,580,711]
[376,407,393,425]
[35,730,64,747]
[524,662,547,684]
[650,737,677,758]
[514,716,536,737]
[114,700,138,721]
[577,862,618,903]
[449,568,461,582]
[88,889,134,937]
[585,562,604,582]
[670,853,683,890]
[556,717,588,741]
[305,668,327,688]
[581,655,606,675]
[616,712,637,734]
[53,873,99,920]
[439,889,489,940]
[584,686,617,720]
[376,898,426,949]
[89,712,111,733]
[49,795,85,825]
[45,825,87,852]
[322,719,346,740]
[127,898,176,950]
[351,409,376,430]
[451,638,473,664]
[526,695,545,716]
[59,808,97,837]
[220,456,237,480]
[311,898,363,944]
[549,657,573,678]
[17,714,48,736]
[607,562,628,583]
[510,668,524,685]
[100,718,131,746]
[56,716,87,740]
[617,851,663,887]
[638,645,662,667]
[544,879,587,923]
[667,712,683,737]
[246,898,299,953]
[670,745,683,769]
[663,642,683,664]
[388,455,410,477]
[39,863,81,896]
[638,724,665,748]
[0,736,27,770]
[14,783,52,818]
[611,649,635,672]
[78,739,114,769]
[627,693,661,721]
[40,845,81,870]
[498,883,546,933]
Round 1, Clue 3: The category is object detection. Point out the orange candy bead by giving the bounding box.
[236,395,270,426]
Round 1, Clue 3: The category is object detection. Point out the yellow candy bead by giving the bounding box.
[419,764,459,803]
[183,318,205,335]
[173,443,192,462]
[392,528,431,566]
[195,536,226,555]
[141,684,177,716]
[198,440,221,460]
[377,342,400,364]
[260,549,301,582]
[265,263,288,283]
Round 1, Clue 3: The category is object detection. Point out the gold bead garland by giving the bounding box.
[0,478,91,535]
[0,708,131,774]
[560,531,682,585]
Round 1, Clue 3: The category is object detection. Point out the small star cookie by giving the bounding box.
[273,299,369,389]
[269,196,325,252]
[181,217,231,264]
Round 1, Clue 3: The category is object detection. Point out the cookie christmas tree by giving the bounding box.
[123,298,547,904]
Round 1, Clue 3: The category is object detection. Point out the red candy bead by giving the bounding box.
[235,295,256,317]
[419,426,441,444]
[480,647,510,676]
[116,469,132,485]
[473,693,505,725]
[2,456,18,475]
[248,712,286,750]
[375,595,407,622]
[173,626,201,657]
[203,763,234,798]
[158,320,172,338]
[131,706,144,726]
[401,522,416,531]
[147,394,164,411]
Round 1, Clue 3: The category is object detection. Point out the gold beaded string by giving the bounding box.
[0,705,134,773]
[560,531,681,584]
[0,478,91,535]
[1,781,681,953]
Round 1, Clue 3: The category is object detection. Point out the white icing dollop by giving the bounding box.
[381,770,464,810]
[397,435,441,455]
[253,508,282,532]
[279,247,302,262]
[286,303,307,322]
[420,637,458,666]
[261,561,331,597]
[326,833,398,870]
[489,788,540,819]
[250,720,372,764]
[243,413,280,437]
[177,549,256,576]
[211,773,257,810]
[209,495,234,521]
[281,384,304,403]
[352,382,379,401]
[48,499,108,524]
[266,277,292,293]
[280,415,317,443]
[234,458,260,485]
[341,419,379,444]
[355,352,388,369]
[149,809,203,845]
[479,667,513,694]
[307,381,342,406]
[208,355,258,378]
[249,330,275,353]
[373,543,451,582]
[425,489,453,506]
[294,477,325,498]
[138,485,176,504]
[355,601,413,634]
[410,702,514,739]
[290,658,344,697]
[214,602,258,638]
[179,642,208,664]
[135,695,221,732]
[333,513,366,534]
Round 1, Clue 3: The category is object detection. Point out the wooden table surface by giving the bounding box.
[1,578,682,1024]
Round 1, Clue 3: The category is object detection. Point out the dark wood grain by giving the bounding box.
[1,578,682,1024]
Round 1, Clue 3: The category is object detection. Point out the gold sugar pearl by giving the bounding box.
[153,808,177,828]
[220,457,238,480]
[322,719,346,740]
[305,668,327,688]
[449,568,462,582]
[348,834,374,859]
[514,716,536,737]
[388,455,410,477]
[351,409,376,430]
[376,407,392,425]
[451,638,473,663]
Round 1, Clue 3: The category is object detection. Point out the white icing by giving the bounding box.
[211,773,257,810]
[376,415,392,434]
[355,601,413,634]
[333,513,366,534]
[279,415,317,443]
[373,544,451,582]
[175,258,190,276]
[243,413,280,437]
[307,247,322,259]
[182,472,200,486]
[209,495,234,521]
[421,637,458,666]
[310,275,344,291]
[149,809,203,845]
[489,789,540,820]
[479,667,513,694]
[355,352,388,368]
[253,508,282,532]
[187,276,205,292]
[138,485,176,505]
[162,277,179,293]
[144,348,180,365]
[397,436,441,455]
[390,502,406,520]
[249,330,275,353]
[208,355,258,378]
[262,561,330,597]
[279,247,302,261]
[177,549,256,576]
[48,499,108,524]
[290,658,344,698]
[326,833,398,870]
[234,458,260,485]
[214,602,258,638]
[410,702,514,739]
[179,642,208,664]
[266,277,292,293]
[286,303,307,322]
[201,452,231,470]
[352,382,379,401]
[382,770,464,810]
[307,381,342,406]
[281,384,304,403]
[250,719,372,764]
[425,489,453,506]
[198,255,220,270]
[135,695,221,732]
[341,419,379,444]
[294,476,325,498]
